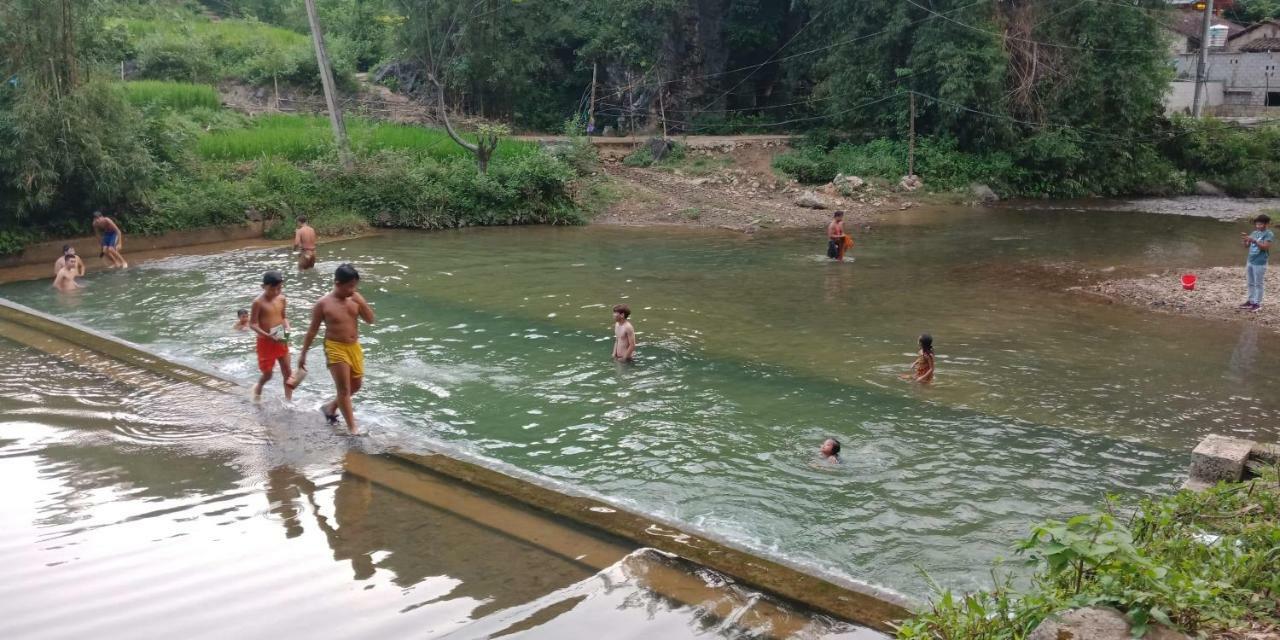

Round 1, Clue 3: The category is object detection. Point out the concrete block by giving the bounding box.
[1028,607,1189,640]
[1188,434,1255,486]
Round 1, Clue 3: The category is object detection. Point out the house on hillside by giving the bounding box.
[1165,8,1280,115]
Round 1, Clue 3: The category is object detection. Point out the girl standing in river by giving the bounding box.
[902,334,934,384]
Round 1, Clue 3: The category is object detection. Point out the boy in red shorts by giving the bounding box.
[250,270,295,401]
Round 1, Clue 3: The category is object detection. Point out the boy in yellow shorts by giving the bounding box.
[297,263,375,434]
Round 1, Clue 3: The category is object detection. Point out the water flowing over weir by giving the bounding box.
[0,298,906,637]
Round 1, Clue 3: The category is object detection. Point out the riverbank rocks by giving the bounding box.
[899,174,923,192]
[971,183,999,203]
[1028,607,1189,640]
[795,190,832,209]
[1193,180,1225,196]
[1186,434,1255,490]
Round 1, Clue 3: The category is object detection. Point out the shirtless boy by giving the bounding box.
[92,211,127,269]
[54,245,84,279]
[53,261,81,292]
[298,264,375,434]
[612,304,635,363]
[294,216,317,270]
[233,308,250,331]
[826,210,849,261]
[250,271,294,401]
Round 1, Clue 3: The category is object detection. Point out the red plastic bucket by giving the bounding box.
[1181,273,1197,290]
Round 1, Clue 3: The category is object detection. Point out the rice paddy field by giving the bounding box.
[122,80,222,111]
[196,114,538,162]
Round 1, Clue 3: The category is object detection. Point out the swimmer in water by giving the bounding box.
[900,333,935,383]
[52,261,81,292]
[54,245,84,279]
[612,303,635,363]
[233,308,250,331]
[820,437,841,463]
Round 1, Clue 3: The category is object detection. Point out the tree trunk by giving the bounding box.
[303,0,354,170]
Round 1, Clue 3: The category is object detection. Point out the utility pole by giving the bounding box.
[588,62,598,135]
[1192,0,1215,117]
[908,92,916,177]
[658,79,668,139]
[303,0,353,170]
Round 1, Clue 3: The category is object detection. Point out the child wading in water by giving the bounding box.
[612,304,636,363]
[251,271,294,401]
[901,334,935,383]
[826,211,852,261]
[233,308,250,331]
[298,264,375,434]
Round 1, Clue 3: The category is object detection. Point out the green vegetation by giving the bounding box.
[774,120,1280,198]
[111,16,355,90]
[195,115,535,163]
[896,469,1280,639]
[122,80,221,111]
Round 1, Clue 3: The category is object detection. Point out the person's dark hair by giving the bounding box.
[919,333,933,354]
[613,303,631,318]
[262,270,284,286]
[828,438,841,456]
[62,244,72,255]
[237,308,249,317]
[335,263,360,284]
[297,215,308,224]
[833,210,844,218]
[1255,214,1271,224]
[92,210,103,218]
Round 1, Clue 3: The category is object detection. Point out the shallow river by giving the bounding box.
[4,207,1277,596]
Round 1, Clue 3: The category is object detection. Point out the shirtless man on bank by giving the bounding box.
[293,216,317,270]
[297,263,375,434]
[92,211,127,269]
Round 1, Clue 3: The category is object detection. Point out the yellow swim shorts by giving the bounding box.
[323,339,364,379]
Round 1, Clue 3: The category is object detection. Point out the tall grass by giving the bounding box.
[122,81,221,111]
[196,115,537,162]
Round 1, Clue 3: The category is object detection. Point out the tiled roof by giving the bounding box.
[1168,10,1245,41]
[1239,36,1280,51]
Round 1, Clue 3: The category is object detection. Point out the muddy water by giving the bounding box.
[0,337,872,639]
[3,206,1277,596]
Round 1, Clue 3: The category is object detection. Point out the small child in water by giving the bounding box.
[820,437,841,463]
[233,309,250,331]
[901,333,935,383]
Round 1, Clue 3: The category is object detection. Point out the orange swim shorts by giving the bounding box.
[256,335,289,374]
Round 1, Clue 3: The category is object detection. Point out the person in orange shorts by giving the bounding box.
[826,210,853,261]
[250,271,294,401]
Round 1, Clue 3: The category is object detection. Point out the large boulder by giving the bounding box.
[1028,607,1189,640]
[795,190,831,209]
[1193,180,1225,196]
[899,174,924,192]
[971,183,999,203]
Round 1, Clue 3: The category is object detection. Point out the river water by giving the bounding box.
[3,206,1277,596]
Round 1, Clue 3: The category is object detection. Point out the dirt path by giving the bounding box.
[591,139,917,232]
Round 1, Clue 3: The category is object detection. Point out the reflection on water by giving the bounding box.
[4,208,1277,595]
[0,340,870,639]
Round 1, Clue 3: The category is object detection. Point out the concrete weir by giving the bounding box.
[0,297,915,634]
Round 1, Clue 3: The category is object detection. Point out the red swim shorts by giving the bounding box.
[256,335,289,374]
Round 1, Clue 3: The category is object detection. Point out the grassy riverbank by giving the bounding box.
[897,467,1280,639]
[0,80,585,255]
